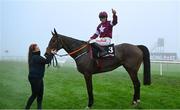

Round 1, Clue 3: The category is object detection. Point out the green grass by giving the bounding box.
[0,60,180,109]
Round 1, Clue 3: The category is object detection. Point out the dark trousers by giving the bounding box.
[25,77,44,109]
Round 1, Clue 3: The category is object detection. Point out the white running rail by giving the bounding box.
[151,60,180,76]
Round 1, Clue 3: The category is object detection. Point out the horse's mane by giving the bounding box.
[58,34,87,46]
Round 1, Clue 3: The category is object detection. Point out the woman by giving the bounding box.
[25,43,56,109]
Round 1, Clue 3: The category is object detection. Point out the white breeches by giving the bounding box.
[90,37,111,46]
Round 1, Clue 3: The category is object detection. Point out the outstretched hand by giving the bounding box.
[112,9,116,15]
[51,50,57,55]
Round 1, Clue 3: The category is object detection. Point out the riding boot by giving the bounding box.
[91,43,107,57]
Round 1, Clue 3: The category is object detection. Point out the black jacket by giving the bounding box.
[28,52,53,79]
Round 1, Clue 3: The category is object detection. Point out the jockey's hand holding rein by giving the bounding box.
[88,39,93,44]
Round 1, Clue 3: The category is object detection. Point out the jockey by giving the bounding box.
[89,9,118,57]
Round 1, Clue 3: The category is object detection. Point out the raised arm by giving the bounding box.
[112,9,118,26]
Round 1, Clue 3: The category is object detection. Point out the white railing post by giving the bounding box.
[160,63,162,76]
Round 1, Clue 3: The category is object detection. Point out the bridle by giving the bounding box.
[49,36,89,67]
[47,36,61,67]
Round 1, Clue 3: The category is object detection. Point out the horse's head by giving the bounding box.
[46,28,63,55]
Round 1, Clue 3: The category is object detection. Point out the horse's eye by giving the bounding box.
[51,40,55,43]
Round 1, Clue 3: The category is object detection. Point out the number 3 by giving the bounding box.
[108,47,113,53]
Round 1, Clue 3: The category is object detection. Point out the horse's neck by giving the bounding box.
[59,34,86,53]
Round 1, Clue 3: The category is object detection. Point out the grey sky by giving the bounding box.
[0,0,179,58]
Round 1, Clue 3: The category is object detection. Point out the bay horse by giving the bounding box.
[45,29,151,108]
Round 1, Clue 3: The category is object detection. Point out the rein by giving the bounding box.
[47,55,59,67]
[49,44,88,67]
[55,44,88,57]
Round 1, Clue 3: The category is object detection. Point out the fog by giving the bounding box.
[0,0,179,58]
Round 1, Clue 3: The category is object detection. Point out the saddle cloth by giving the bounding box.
[91,44,115,59]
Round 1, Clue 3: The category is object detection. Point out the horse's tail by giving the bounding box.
[137,45,151,85]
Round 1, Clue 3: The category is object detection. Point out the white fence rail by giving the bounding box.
[0,56,27,61]
[151,60,180,76]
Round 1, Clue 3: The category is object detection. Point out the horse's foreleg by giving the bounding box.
[84,73,94,108]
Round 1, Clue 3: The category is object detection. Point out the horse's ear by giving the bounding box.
[54,28,58,35]
[51,31,54,35]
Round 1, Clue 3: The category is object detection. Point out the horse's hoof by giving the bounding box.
[85,106,91,109]
[132,101,137,104]
[137,99,141,103]
[132,101,138,106]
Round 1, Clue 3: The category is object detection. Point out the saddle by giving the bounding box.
[90,43,115,59]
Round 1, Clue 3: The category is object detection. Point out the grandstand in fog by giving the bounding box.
[150,38,178,61]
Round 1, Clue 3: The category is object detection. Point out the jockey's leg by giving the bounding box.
[91,42,104,52]
[91,43,106,57]
[92,43,107,57]
[91,38,111,57]
[95,38,111,56]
